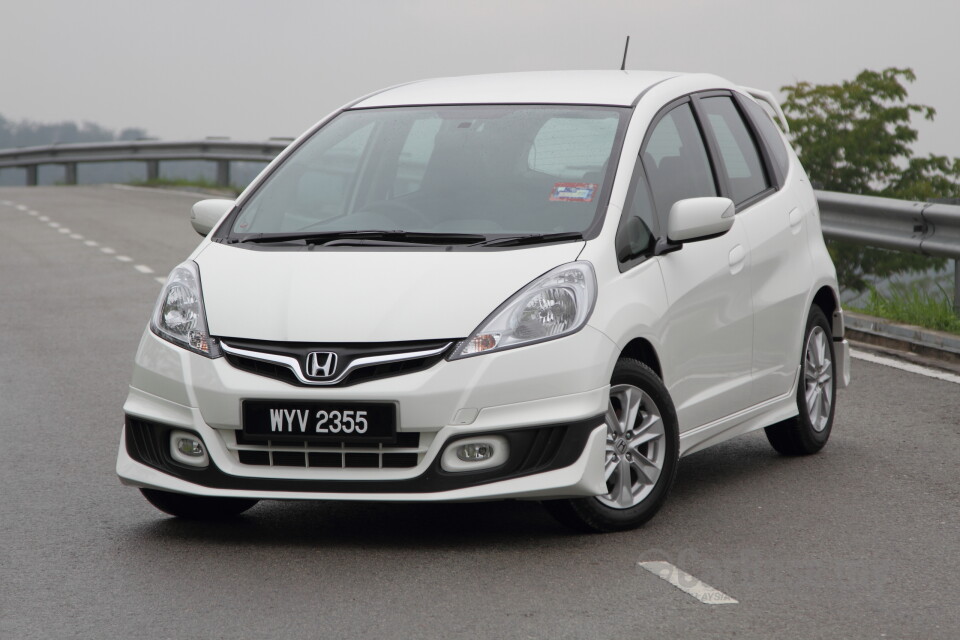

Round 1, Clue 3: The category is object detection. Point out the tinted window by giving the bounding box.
[233,121,376,233]
[616,168,657,264]
[700,96,769,205]
[232,106,626,237]
[741,96,790,180]
[641,103,716,220]
[529,117,619,179]
[393,115,441,197]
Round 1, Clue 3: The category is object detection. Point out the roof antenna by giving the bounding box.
[620,36,630,71]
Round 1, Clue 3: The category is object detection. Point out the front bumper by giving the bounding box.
[118,326,617,501]
[117,418,608,501]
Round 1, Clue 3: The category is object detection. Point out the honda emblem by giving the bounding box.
[305,351,338,379]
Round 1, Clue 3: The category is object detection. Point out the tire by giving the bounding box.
[543,358,679,533]
[764,306,836,456]
[140,488,259,519]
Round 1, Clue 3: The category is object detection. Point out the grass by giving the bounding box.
[128,177,242,195]
[849,282,960,335]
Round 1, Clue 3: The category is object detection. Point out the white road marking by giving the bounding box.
[638,562,738,605]
[851,349,960,385]
[7,199,162,286]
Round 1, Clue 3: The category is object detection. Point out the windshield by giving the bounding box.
[227,105,627,240]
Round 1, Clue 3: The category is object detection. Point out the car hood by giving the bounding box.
[195,242,584,342]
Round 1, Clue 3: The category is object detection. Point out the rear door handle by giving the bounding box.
[789,207,803,233]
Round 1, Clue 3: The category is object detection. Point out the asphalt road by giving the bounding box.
[1,185,958,639]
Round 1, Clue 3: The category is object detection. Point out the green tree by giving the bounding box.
[781,68,960,292]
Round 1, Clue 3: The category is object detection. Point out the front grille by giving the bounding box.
[226,430,431,469]
[221,338,455,387]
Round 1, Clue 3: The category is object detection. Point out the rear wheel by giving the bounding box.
[764,306,836,455]
[140,488,259,519]
[543,358,679,533]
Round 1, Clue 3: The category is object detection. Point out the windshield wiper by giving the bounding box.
[234,230,487,245]
[471,232,584,247]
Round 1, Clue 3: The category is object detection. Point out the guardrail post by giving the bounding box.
[25,165,38,186]
[64,163,78,185]
[215,160,230,188]
[146,160,159,182]
[955,260,960,316]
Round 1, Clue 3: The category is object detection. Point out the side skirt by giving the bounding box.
[678,365,801,457]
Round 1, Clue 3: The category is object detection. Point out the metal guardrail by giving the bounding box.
[0,139,290,187]
[816,189,960,314]
[816,190,960,259]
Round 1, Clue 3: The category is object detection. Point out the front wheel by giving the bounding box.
[764,305,836,455]
[543,359,679,533]
[140,488,259,519]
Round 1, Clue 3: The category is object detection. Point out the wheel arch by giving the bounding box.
[619,337,663,381]
[811,285,843,338]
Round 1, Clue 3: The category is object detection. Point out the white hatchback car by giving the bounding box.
[118,71,850,532]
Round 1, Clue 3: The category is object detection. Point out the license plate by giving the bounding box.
[242,400,396,443]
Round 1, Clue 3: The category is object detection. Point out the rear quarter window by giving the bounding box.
[740,96,790,182]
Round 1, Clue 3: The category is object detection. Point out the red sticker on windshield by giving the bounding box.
[550,183,597,202]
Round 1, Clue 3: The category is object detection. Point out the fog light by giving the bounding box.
[170,430,209,467]
[441,435,508,472]
[457,442,495,462]
[177,438,204,457]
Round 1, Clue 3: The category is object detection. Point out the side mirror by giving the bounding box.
[190,199,235,237]
[667,197,735,243]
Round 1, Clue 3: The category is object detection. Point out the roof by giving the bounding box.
[352,70,686,108]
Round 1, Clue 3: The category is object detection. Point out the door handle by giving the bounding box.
[728,244,746,274]
[789,207,803,233]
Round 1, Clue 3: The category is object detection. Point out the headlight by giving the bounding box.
[450,261,597,359]
[150,261,221,358]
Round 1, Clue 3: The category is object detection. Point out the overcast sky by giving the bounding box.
[3,0,958,156]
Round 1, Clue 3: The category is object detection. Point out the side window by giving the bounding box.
[740,96,790,181]
[616,167,657,265]
[699,96,770,205]
[641,103,717,225]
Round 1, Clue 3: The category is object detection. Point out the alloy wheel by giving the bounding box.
[597,383,667,509]
[803,325,833,432]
